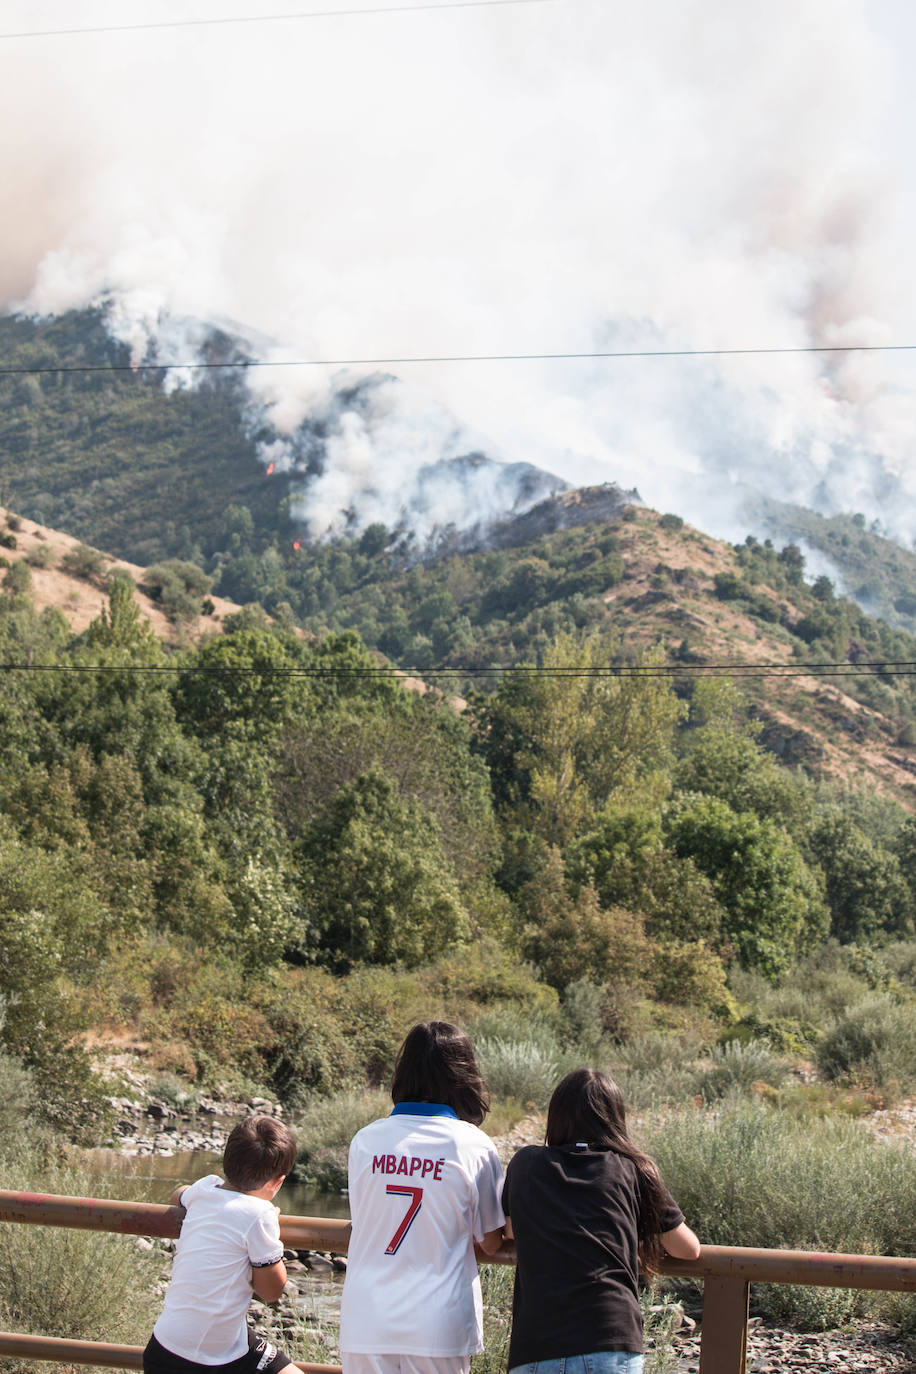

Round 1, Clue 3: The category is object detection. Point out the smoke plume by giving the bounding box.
[1,0,915,546]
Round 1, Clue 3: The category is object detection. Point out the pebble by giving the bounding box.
[664,1322,916,1373]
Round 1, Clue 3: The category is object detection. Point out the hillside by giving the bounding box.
[202,498,916,805]
[0,309,293,565]
[5,494,916,807]
[0,504,247,642]
[757,496,916,635]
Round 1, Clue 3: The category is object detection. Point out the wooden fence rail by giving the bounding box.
[2,1190,915,1374]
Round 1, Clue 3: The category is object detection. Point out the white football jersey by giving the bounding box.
[339,1105,505,1357]
[153,1174,284,1364]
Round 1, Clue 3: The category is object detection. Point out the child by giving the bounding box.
[502,1068,700,1374]
[339,1021,505,1374]
[144,1114,300,1374]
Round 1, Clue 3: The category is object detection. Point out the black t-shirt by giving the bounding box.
[501,1144,684,1367]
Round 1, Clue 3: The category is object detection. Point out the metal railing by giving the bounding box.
[1,1190,915,1374]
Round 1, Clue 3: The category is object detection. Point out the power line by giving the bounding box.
[1,659,913,679]
[1,341,914,379]
[0,0,555,41]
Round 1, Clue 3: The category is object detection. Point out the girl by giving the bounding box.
[339,1021,505,1374]
[502,1068,700,1374]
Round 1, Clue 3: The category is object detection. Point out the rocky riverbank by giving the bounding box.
[108,1080,283,1156]
[665,1312,916,1373]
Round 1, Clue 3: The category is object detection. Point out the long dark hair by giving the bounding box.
[546,1067,667,1273]
[391,1021,490,1126]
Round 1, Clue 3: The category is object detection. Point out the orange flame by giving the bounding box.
[293,539,301,551]
[266,461,275,476]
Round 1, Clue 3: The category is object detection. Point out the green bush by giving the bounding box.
[294,1088,390,1189]
[0,1044,33,1139]
[609,1031,708,1110]
[729,945,873,1042]
[0,1144,161,1367]
[475,1036,566,1109]
[560,979,611,1060]
[816,994,916,1094]
[60,542,106,584]
[695,1039,788,1103]
[143,558,213,622]
[24,543,56,569]
[643,1102,916,1325]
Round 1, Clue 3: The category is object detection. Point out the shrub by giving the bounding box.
[475,1036,565,1109]
[470,1264,515,1374]
[0,1046,33,1139]
[147,1070,201,1112]
[658,513,684,533]
[60,542,106,584]
[420,939,557,1015]
[294,1088,390,1189]
[816,994,916,1094]
[695,1039,789,1103]
[649,939,737,1020]
[643,1102,916,1324]
[25,543,56,569]
[609,1031,708,1110]
[143,559,213,622]
[469,1004,563,1057]
[561,979,610,1059]
[0,1144,161,1365]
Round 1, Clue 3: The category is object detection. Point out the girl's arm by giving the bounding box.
[477,1226,505,1255]
[660,1221,701,1260]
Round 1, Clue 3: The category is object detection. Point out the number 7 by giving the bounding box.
[384,1184,423,1254]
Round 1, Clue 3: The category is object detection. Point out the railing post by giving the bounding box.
[698,1276,749,1374]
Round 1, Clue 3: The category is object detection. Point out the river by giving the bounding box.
[85,1144,352,1221]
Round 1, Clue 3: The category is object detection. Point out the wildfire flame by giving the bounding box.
[266,461,275,476]
[293,539,301,550]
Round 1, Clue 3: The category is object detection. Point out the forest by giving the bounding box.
[4,532,916,1137]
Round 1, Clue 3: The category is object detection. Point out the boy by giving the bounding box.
[144,1115,300,1374]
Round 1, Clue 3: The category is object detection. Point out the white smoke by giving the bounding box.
[2,0,915,545]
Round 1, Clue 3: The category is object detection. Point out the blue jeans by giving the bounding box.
[510,1356,643,1374]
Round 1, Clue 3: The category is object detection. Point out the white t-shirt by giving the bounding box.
[153,1174,284,1364]
[339,1106,505,1357]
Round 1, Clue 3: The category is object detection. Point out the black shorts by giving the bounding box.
[144,1329,292,1374]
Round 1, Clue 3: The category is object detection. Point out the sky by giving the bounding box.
[2,0,916,548]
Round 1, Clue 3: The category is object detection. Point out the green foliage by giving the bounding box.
[650,939,737,1021]
[143,558,213,621]
[808,811,912,944]
[84,573,155,651]
[644,1102,916,1325]
[695,1039,788,1102]
[816,994,916,1094]
[519,846,653,991]
[475,1036,564,1109]
[477,631,684,845]
[0,1142,161,1364]
[24,542,56,569]
[294,1088,391,1188]
[676,679,812,834]
[608,1031,711,1110]
[667,795,828,975]
[300,769,469,969]
[60,541,107,584]
[274,693,499,890]
[565,807,725,947]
